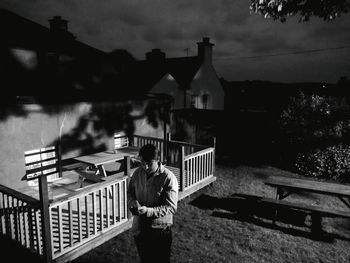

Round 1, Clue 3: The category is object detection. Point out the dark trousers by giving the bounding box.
[134,227,172,263]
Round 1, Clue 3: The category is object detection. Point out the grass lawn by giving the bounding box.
[70,161,349,262]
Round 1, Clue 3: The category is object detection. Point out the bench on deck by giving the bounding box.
[24,146,62,182]
[114,134,129,149]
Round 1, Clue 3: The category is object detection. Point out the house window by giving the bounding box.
[202,94,209,109]
[191,95,199,108]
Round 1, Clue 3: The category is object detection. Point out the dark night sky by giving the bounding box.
[1,0,350,83]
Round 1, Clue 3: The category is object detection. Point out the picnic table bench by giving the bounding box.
[234,176,350,233]
[234,193,350,219]
[263,176,350,231]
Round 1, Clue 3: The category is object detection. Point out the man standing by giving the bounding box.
[128,144,178,263]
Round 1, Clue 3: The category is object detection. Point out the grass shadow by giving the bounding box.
[0,235,43,263]
[190,194,350,242]
[211,210,334,242]
[251,171,270,180]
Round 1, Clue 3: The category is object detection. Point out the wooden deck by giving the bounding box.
[0,135,216,263]
[50,163,216,262]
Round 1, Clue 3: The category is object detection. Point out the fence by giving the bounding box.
[49,176,128,259]
[131,135,165,161]
[183,147,215,190]
[0,184,43,256]
[131,134,207,167]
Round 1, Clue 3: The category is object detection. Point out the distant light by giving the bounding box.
[322,84,326,88]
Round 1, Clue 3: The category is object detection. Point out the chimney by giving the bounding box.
[145,48,166,63]
[197,37,214,62]
[49,16,68,32]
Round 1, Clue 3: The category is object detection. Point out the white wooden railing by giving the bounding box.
[131,135,165,161]
[183,147,215,190]
[131,134,215,191]
[131,134,207,166]
[0,185,43,256]
[167,140,207,167]
[49,176,128,259]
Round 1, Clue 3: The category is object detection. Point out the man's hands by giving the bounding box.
[137,206,148,215]
[129,200,140,215]
[129,200,149,216]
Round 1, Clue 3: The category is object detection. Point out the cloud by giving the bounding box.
[58,0,79,11]
[309,16,350,44]
[82,22,102,37]
[117,11,147,27]
[1,0,349,83]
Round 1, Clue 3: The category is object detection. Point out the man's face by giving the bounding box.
[141,159,158,174]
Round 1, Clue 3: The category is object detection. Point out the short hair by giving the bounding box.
[139,144,159,162]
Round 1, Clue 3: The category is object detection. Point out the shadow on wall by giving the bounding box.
[53,101,169,157]
[1,44,171,157]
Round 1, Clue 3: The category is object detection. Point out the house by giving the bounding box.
[0,8,170,189]
[1,9,108,100]
[0,9,216,263]
[118,37,224,145]
[122,37,224,111]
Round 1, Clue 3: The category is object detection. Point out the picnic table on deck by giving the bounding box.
[73,146,139,178]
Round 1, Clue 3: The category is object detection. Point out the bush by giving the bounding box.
[279,92,350,150]
[276,91,350,179]
[295,144,350,180]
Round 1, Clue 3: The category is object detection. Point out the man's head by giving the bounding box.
[139,144,159,174]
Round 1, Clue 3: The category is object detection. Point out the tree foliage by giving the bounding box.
[250,0,350,22]
[279,91,350,180]
[280,91,350,149]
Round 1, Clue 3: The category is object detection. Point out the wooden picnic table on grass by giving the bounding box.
[265,176,350,208]
[225,176,350,233]
[261,176,350,229]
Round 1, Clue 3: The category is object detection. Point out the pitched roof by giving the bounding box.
[166,56,202,86]
[0,8,105,57]
[0,9,119,102]
[121,55,202,94]
[0,8,188,104]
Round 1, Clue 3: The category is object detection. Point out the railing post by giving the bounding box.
[128,134,133,147]
[56,143,63,178]
[4,195,11,238]
[212,137,216,175]
[124,156,131,219]
[165,133,171,165]
[179,146,185,192]
[38,175,53,263]
[163,120,167,164]
[124,156,131,177]
[163,132,168,164]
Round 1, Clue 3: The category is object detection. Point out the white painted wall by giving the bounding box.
[0,101,165,190]
[190,63,224,110]
[150,73,185,110]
